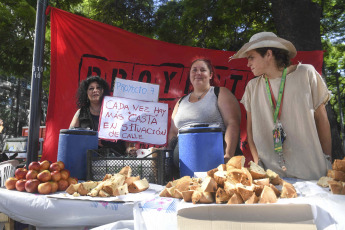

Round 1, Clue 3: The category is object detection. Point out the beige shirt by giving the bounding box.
[241,63,331,180]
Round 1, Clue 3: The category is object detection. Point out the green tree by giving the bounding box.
[154,0,275,50]
[81,0,155,37]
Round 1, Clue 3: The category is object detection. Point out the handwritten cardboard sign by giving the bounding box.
[98,96,168,145]
[113,78,160,102]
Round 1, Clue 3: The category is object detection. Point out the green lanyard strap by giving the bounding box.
[265,68,287,124]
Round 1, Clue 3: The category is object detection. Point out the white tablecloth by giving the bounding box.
[0,184,164,230]
[1,179,345,230]
[134,178,345,230]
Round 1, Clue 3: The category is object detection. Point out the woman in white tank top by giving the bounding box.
[167,58,241,164]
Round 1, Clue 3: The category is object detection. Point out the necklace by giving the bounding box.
[194,87,209,100]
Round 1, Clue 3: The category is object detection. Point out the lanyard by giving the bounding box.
[265,68,287,124]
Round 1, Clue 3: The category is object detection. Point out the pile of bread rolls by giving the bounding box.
[65,166,149,197]
[160,156,297,204]
[317,158,345,194]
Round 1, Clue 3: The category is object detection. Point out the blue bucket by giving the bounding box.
[178,126,224,177]
[57,129,98,180]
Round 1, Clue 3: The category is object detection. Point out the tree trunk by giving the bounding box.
[271,0,345,159]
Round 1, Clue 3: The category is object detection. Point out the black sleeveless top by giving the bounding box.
[79,107,126,155]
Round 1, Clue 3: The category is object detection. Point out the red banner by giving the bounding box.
[43,7,324,162]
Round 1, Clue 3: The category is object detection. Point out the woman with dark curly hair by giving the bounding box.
[69,76,135,155]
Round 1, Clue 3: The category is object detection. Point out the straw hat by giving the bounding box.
[231,32,297,59]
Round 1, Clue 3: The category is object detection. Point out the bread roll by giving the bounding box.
[253,184,264,197]
[175,176,192,192]
[328,181,343,194]
[114,183,128,196]
[227,192,244,204]
[191,191,213,204]
[236,183,254,202]
[248,161,267,179]
[159,188,171,197]
[317,176,333,188]
[200,176,217,193]
[189,184,200,190]
[173,189,183,199]
[226,164,236,171]
[266,169,282,185]
[280,182,297,198]
[78,181,99,196]
[254,178,270,186]
[124,176,140,186]
[99,189,110,197]
[191,190,202,204]
[217,164,227,171]
[215,187,230,204]
[128,178,149,193]
[88,181,106,197]
[207,168,218,178]
[245,193,259,204]
[182,190,194,202]
[241,167,253,186]
[102,174,112,181]
[259,186,277,203]
[166,186,176,197]
[213,170,227,187]
[199,192,214,203]
[223,180,236,197]
[269,184,281,197]
[119,166,132,178]
[327,169,345,182]
[226,156,245,169]
[102,174,126,196]
[227,168,244,184]
[332,159,345,172]
[66,183,81,195]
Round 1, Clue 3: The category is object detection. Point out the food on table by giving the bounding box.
[5,177,18,190]
[317,158,345,195]
[160,156,298,204]
[317,176,333,188]
[4,160,77,194]
[65,166,149,197]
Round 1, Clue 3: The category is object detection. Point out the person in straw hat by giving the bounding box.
[232,32,332,180]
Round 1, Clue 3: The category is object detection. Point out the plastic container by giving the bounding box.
[86,149,173,185]
[178,125,224,177]
[57,129,98,180]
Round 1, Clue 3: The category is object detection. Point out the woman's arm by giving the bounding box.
[167,101,180,149]
[314,104,332,159]
[217,87,241,162]
[69,109,81,129]
[246,111,259,163]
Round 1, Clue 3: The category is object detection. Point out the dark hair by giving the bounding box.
[76,76,110,109]
[186,58,220,93]
[255,47,291,68]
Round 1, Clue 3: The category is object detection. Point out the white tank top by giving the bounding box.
[174,86,225,131]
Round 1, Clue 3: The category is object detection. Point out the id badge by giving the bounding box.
[273,127,283,154]
[277,122,286,144]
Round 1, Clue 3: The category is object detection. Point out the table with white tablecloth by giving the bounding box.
[133,178,345,230]
[0,184,163,230]
[1,179,345,230]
